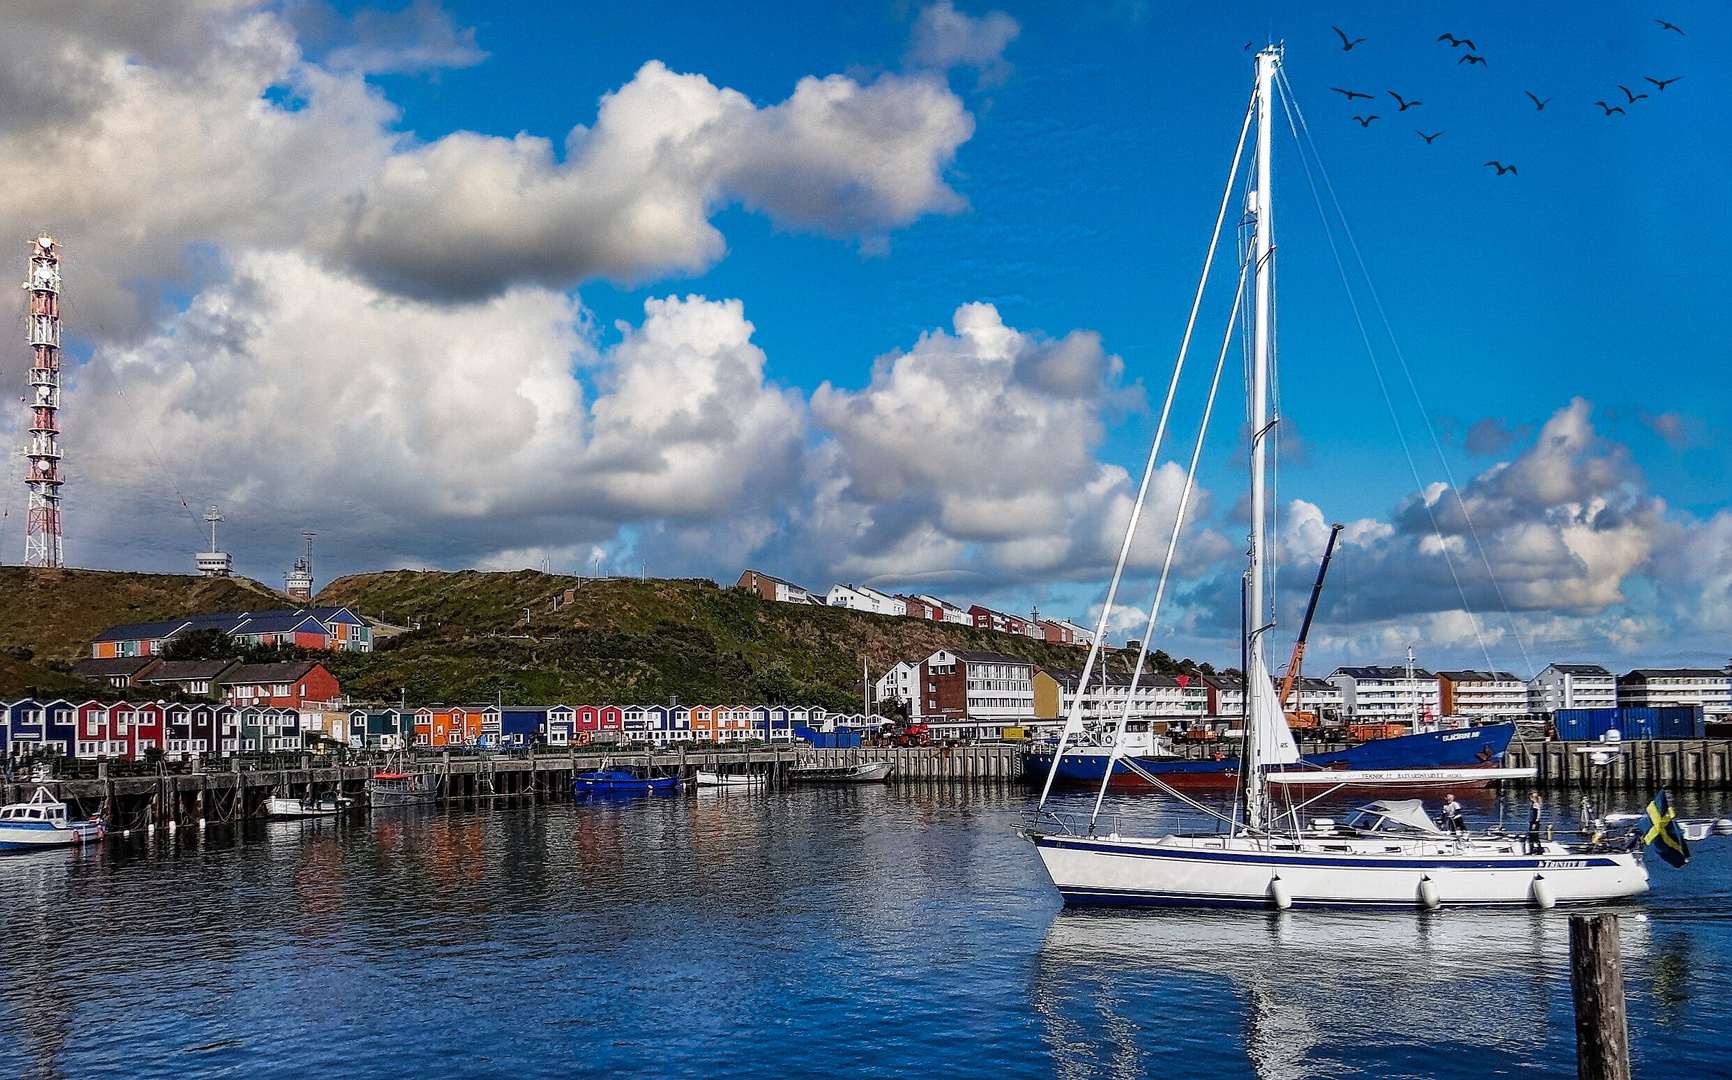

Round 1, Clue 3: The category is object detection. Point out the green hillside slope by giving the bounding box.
[316,571,1119,710]
[0,566,1210,708]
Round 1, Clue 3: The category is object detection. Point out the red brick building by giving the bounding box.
[221,661,341,710]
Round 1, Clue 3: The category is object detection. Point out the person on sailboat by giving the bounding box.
[1526,793,1544,854]
[1441,793,1464,836]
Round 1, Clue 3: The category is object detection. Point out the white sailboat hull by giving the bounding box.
[1030,831,1648,909]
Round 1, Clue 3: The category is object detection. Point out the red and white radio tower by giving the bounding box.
[22,235,64,568]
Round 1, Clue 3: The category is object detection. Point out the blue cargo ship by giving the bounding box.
[1027,723,1516,791]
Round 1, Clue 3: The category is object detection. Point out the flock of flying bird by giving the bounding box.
[1312,18,1688,178]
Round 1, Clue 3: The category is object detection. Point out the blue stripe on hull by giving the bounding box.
[1055,887,1631,910]
[1036,835,1621,870]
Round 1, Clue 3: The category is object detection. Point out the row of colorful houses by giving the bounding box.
[735,569,1094,648]
[3,699,317,761]
[88,607,372,658]
[1,698,851,761]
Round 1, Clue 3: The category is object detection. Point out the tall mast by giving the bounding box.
[1243,46,1280,830]
[22,236,64,568]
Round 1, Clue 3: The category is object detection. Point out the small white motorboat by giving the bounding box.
[264,793,353,818]
[0,787,105,852]
[788,761,895,783]
[694,769,768,788]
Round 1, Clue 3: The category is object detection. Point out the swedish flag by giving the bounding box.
[1644,789,1690,868]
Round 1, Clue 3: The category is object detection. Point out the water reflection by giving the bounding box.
[1034,906,1651,1080]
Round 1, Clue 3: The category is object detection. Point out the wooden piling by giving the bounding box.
[1570,913,1631,1080]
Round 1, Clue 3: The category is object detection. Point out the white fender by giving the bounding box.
[1267,874,1292,910]
[166,820,178,833]
[1529,873,1555,910]
[1417,875,1441,910]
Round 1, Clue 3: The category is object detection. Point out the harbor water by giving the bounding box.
[1,786,1729,1079]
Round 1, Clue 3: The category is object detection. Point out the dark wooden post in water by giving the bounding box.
[1570,913,1631,1080]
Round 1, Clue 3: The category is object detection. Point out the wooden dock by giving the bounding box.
[10,737,1730,826]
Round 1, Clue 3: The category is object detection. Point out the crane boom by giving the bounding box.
[1279,523,1344,715]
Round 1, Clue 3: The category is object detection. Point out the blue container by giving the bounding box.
[1555,706,1705,741]
[1658,706,1704,739]
[1555,709,1615,741]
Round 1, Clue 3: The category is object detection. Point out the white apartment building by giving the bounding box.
[826,583,906,616]
[1037,670,1207,724]
[1527,664,1616,713]
[736,569,816,605]
[874,661,921,717]
[1617,669,1732,716]
[921,649,1036,738]
[1288,676,1344,719]
[1436,670,1529,719]
[1203,675,1244,720]
[1328,665,1442,723]
[913,594,974,625]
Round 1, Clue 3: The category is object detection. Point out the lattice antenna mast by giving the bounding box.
[22,236,64,568]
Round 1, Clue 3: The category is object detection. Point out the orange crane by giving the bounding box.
[1279,523,1344,729]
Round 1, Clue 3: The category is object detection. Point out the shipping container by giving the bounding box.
[1554,706,1703,741]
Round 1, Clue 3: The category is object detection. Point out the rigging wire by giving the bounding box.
[1037,86,1258,808]
[1276,67,1534,677]
[1089,257,1249,829]
[1273,74,1498,674]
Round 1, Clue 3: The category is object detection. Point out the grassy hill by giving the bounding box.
[315,570,1126,710]
[0,567,287,696]
[0,566,1210,708]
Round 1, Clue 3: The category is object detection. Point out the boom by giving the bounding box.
[1279,522,1344,715]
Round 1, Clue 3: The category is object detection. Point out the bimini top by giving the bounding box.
[1355,799,1445,835]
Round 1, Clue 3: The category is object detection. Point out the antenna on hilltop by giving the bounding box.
[286,531,315,600]
[22,236,64,568]
[196,505,232,576]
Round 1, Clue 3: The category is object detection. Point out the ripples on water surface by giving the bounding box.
[1,786,1728,1079]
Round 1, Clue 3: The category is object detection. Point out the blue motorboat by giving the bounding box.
[574,761,681,795]
[0,787,106,852]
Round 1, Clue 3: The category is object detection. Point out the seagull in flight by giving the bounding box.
[1654,19,1684,35]
[1458,53,1488,66]
[1594,101,1626,116]
[1618,85,1649,103]
[1645,76,1681,92]
[1331,87,1374,101]
[1387,91,1422,111]
[1484,161,1517,176]
[1437,33,1476,49]
[1525,92,1553,110]
[1334,26,1367,50]
[1352,115,1381,127]
[1417,131,1443,144]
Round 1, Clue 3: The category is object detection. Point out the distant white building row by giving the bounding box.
[868,654,1731,736]
[1324,663,1731,721]
[735,569,1095,648]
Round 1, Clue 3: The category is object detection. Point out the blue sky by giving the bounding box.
[0,1,1727,673]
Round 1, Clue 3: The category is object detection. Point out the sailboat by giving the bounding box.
[1022,47,1647,909]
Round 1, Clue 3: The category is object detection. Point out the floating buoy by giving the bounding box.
[1714,818,1732,836]
[1418,875,1441,910]
[1530,874,1555,910]
[1267,874,1292,910]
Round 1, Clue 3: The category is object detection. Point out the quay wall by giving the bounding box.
[1503,738,1732,792]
